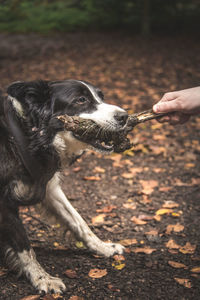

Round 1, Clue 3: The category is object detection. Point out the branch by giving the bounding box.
[57,109,167,153]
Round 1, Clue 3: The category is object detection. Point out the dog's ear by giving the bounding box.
[7,80,51,105]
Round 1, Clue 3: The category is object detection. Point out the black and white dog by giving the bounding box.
[0,80,128,294]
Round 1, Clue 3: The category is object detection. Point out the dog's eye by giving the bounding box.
[77,97,87,104]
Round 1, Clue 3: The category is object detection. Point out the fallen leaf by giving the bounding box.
[75,241,86,249]
[113,254,125,261]
[162,201,179,209]
[119,239,137,246]
[64,269,78,279]
[112,261,126,270]
[166,223,184,235]
[69,296,84,300]
[145,230,158,236]
[165,239,180,249]
[153,215,161,222]
[83,176,101,181]
[168,261,188,269]
[184,163,195,169]
[132,247,156,254]
[141,194,152,203]
[131,216,147,225]
[42,295,56,300]
[179,242,196,254]
[138,214,154,221]
[159,186,172,192]
[92,214,106,225]
[20,296,40,300]
[122,172,134,179]
[140,180,158,195]
[88,268,107,278]
[107,284,120,292]
[93,166,105,173]
[123,203,136,210]
[174,278,192,288]
[191,177,200,185]
[96,205,117,213]
[153,168,165,173]
[191,266,200,273]
[156,208,173,215]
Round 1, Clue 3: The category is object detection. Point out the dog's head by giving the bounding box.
[7,80,128,154]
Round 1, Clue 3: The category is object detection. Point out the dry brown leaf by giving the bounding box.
[174,178,190,186]
[92,214,106,225]
[88,268,107,278]
[191,177,200,185]
[20,296,40,300]
[93,166,105,173]
[174,278,192,288]
[131,216,147,225]
[165,239,180,249]
[153,215,161,222]
[153,168,165,173]
[69,296,84,300]
[168,261,187,269]
[162,201,179,209]
[43,295,58,300]
[191,266,200,273]
[141,194,152,204]
[119,238,137,246]
[96,205,117,213]
[166,223,184,235]
[122,173,133,179]
[129,167,143,175]
[113,254,125,261]
[159,186,172,192]
[138,214,154,221]
[145,230,158,236]
[140,180,158,195]
[83,176,101,181]
[64,269,78,279]
[123,203,136,210]
[179,242,196,254]
[133,247,156,254]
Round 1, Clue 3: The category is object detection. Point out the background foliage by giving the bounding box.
[0,0,199,34]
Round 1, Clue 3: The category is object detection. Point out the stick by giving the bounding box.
[57,109,168,153]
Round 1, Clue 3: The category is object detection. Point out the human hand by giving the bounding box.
[153,87,200,124]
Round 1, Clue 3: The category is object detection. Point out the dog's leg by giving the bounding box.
[0,205,66,294]
[45,174,124,257]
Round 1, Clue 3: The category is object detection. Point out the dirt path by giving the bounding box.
[0,33,200,300]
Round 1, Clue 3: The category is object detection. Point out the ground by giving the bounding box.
[0,32,200,300]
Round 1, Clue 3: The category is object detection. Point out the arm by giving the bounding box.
[153,87,200,124]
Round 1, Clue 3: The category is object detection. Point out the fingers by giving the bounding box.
[153,98,183,113]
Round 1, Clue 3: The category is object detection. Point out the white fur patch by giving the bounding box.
[80,102,125,130]
[45,174,124,257]
[8,95,25,118]
[18,248,66,293]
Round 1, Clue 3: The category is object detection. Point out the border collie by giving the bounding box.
[0,80,128,294]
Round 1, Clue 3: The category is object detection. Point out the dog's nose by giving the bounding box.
[114,111,128,126]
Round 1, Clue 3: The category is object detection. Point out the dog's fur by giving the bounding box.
[0,80,128,294]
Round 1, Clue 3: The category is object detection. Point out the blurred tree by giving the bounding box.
[0,0,199,34]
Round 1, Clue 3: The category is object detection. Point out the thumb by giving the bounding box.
[153,99,181,113]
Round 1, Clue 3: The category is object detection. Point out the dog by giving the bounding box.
[0,79,128,294]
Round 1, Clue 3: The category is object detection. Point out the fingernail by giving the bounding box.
[153,104,159,113]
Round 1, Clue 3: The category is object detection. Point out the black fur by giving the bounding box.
[0,79,127,292]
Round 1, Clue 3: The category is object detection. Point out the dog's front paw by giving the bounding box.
[95,242,125,257]
[34,274,66,294]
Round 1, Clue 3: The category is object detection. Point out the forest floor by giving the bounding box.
[0,32,200,300]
